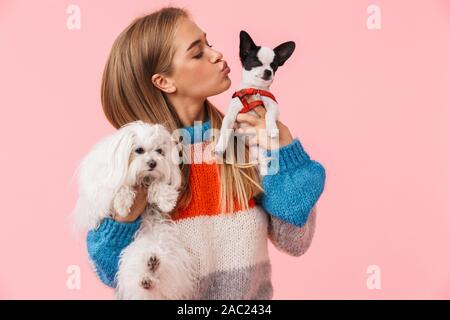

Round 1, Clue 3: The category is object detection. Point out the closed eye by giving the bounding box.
[193,40,213,59]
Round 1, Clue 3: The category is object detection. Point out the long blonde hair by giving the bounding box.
[101,6,264,214]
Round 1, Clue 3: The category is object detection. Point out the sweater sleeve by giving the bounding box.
[86,216,142,288]
[254,137,326,256]
[267,204,317,256]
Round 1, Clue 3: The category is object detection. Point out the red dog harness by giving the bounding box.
[232,88,277,114]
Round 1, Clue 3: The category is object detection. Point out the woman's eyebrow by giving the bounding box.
[186,32,207,52]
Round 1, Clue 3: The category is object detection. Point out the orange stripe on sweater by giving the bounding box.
[172,142,255,220]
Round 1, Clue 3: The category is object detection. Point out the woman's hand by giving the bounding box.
[235,106,294,150]
[113,185,148,222]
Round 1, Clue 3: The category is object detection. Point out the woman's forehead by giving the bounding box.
[175,19,205,54]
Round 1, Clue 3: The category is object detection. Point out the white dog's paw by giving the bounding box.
[147,255,161,273]
[153,183,179,213]
[113,186,136,218]
[140,255,161,290]
[141,273,158,290]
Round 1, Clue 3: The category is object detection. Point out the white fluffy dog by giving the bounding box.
[72,121,196,300]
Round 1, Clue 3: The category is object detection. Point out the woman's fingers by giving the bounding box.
[252,106,267,118]
[236,127,256,136]
[137,185,148,197]
[236,126,276,150]
[236,113,260,126]
[234,108,269,149]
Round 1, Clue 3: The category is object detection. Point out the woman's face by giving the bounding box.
[166,18,231,99]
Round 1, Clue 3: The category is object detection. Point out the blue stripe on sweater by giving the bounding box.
[255,138,326,227]
[86,217,142,288]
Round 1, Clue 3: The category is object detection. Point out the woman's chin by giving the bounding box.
[222,75,232,87]
[208,76,232,97]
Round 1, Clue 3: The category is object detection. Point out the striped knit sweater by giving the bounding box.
[86,118,326,299]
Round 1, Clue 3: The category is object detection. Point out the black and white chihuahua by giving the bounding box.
[214,30,295,173]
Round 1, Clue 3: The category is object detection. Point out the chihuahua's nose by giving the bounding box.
[263,69,272,79]
[147,160,157,170]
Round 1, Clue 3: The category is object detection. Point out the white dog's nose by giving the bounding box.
[147,160,157,170]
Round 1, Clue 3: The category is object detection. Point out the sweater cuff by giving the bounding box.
[265,138,311,173]
[95,216,142,247]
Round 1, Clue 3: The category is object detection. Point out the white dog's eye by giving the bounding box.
[156,148,164,155]
[135,147,145,154]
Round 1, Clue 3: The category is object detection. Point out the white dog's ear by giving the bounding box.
[154,124,182,189]
[102,124,136,191]
[167,150,182,189]
[72,124,136,232]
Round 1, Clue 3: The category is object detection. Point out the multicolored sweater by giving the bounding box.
[86,118,326,299]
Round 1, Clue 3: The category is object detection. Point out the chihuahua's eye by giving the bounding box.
[156,148,164,155]
[135,147,145,154]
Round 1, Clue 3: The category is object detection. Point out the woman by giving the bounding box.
[87,6,326,299]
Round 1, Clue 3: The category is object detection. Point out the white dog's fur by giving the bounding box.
[72,121,196,300]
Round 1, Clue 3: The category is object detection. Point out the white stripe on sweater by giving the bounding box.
[174,205,270,278]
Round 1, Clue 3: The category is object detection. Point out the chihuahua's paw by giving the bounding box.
[214,142,226,155]
[268,128,279,139]
[259,162,269,176]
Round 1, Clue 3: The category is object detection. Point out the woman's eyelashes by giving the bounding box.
[193,41,213,59]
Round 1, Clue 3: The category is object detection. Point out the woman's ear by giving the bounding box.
[151,73,176,93]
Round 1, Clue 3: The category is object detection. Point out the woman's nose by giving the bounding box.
[209,48,223,63]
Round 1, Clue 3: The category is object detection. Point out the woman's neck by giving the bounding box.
[167,95,207,127]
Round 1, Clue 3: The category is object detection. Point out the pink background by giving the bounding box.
[1,0,449,299]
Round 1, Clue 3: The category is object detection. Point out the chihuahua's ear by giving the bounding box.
[239,30,257,62]
[273,41,296,66]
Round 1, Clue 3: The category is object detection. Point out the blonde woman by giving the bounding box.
[86,6,326,299]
